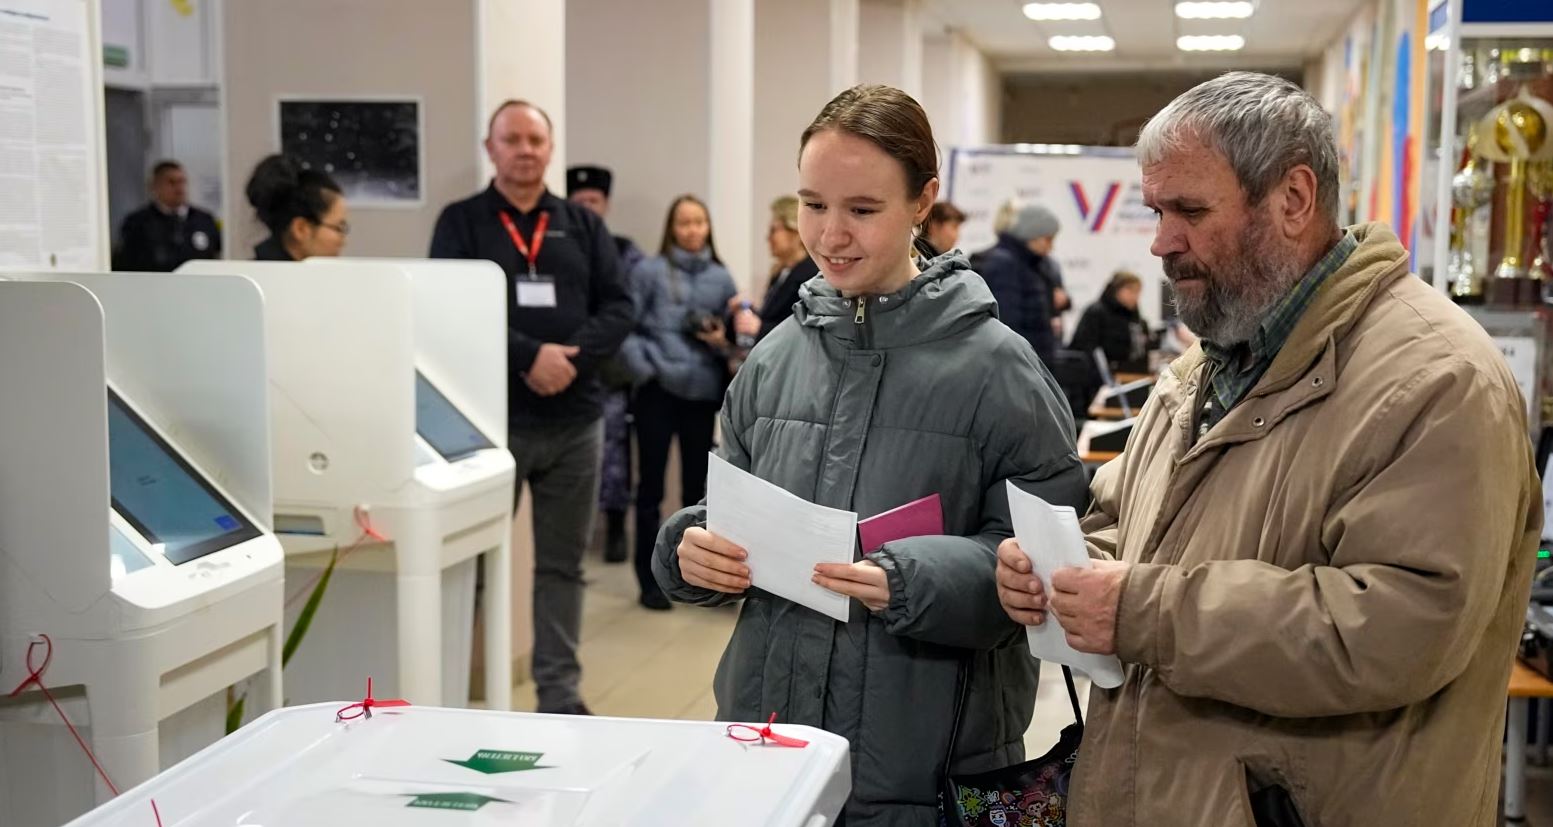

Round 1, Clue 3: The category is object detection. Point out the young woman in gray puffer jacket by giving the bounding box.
[652,84,1089,827]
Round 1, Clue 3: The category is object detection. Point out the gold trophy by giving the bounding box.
[1449,131,1495,301]
[1476,88,1553,303]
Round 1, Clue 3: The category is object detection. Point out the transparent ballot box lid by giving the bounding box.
[68,704,850,827]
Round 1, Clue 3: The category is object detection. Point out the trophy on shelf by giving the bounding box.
[1531,161,1553,281]
[1449,131,1495,302]
[1475,88,1553,304]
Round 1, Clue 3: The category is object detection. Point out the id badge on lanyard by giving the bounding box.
[500,210,557,308]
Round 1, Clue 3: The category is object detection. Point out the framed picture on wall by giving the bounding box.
[276,97,423,206]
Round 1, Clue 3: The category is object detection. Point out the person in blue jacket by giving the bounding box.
[621,194,739,610]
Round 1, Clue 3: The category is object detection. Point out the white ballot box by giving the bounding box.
[178,258,515,711]
[66,705,851,827]
[0,274,285,827]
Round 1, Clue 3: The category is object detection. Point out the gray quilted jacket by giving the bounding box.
[652,253,1088,826]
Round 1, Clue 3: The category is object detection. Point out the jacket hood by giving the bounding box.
[794,252,999,349]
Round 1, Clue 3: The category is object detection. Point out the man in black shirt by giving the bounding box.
[430,100,632,716]
[114,160,222,272]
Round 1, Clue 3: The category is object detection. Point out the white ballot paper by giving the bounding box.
[707,454,857,622]
[1006,481,1127,689]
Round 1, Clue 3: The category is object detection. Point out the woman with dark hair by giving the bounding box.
[651,84,1086,826]
[920,200,966,259]
[244,154,349,260]
[620,194,739,611]
[1070,270,1152,375]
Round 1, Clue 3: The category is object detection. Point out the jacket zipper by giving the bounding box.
[854,296,872,349]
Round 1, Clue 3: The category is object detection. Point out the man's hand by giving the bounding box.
[996,538,1047,626]
[1049,560,1130,655]
[525,343,579,396]
[813,560,890,613]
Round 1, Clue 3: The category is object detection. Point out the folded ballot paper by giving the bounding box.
[1005,481,1126,689]
[707,454,856,622]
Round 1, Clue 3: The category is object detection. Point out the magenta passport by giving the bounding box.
[858,494,944,551]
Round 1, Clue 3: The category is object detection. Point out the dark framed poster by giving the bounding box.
[277,98,423,206]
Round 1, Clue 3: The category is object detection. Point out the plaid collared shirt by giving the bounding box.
[1194,232,1357,444]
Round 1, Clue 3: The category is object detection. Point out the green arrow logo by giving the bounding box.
[405,792,509,812]
[443,749,553,774]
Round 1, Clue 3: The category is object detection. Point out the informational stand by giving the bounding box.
[0,0,110,272]
[66,704,851,827]
[178,258,515,711]
[0,274,284,827]
[946,145,1162,331]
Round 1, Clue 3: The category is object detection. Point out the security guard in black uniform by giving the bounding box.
[114,160,222,272]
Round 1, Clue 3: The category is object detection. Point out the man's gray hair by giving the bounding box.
[1137,72,1340,221]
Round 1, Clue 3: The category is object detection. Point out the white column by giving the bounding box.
[831,0,860,92]
[478,0,567,193]
[919,30,1001,162]
[858,0,922,97]
[750,0,860,297]
[710,0,757,296]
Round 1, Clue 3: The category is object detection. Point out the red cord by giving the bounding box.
[725,712,809,748]
[8,634,165,825]
[8,635,120,796]
[334,677,410,722]
[283,506,390,609]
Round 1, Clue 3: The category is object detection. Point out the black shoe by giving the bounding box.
[543,701,592,716]
[639,590,673,611]
[603,511,628,563]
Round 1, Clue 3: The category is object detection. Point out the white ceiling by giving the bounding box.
[920,0,1375,74]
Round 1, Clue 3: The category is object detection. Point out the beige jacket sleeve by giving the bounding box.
[1082,458,1122,561]
[1114,359,1537,718]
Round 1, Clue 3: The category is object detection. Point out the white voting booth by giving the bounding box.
[178,258,515,710]
[0,274,285,827]
[66,705,851,826]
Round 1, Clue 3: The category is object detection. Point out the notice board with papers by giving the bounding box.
[0,0,108,272]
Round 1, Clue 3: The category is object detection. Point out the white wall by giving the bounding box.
[920,31,1002,179]
[222,0,479,257]
[565,0,711,258]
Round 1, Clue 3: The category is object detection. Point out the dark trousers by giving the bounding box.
[597,389,632,513]
[632,381,719,597]
[508,418,602,711]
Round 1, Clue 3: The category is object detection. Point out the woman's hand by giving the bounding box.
[677,526,751,594]
[813,560,890,613]
[733,307,761,338]
[694,319,727,347]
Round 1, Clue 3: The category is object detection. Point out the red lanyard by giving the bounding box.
[498,210,549,275]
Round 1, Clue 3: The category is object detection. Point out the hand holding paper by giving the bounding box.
[1049,560,1130,655]
[676,526,752,594]
[1004,481,1126,689]
[706,455,857,622]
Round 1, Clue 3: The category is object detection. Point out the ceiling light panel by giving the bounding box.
[1174,2,1254,19]
[1023,3,1103,21]
[1049,35,1116,51]
[1176,34,1246,51]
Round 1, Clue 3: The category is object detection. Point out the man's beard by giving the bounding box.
[1164,220,1303,346]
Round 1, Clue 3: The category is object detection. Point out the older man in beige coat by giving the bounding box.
[997,72,1540,826]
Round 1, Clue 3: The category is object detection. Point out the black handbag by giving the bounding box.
[940,662,1084,827]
